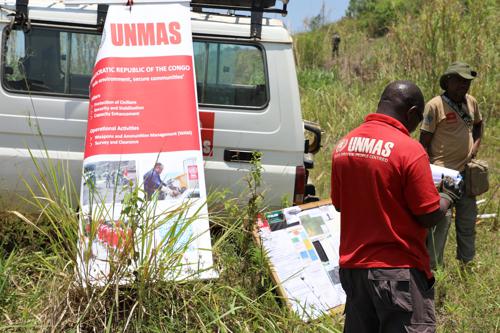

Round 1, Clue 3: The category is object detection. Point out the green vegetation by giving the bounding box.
[297,0,498,331]
[1,0,498,331]
[297,0,498,196]
[346,0,424,37]
[0,153,344,332]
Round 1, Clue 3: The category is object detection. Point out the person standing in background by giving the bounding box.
[332,32,341,57]
[420,62,483,269]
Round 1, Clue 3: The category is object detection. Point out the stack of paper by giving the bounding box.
[430,164,462,186]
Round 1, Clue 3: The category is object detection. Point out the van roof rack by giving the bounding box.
[8,0,288,38]
[12,0,28,26]
[191,0,289,39]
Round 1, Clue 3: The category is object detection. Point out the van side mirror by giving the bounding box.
[304,120,322,154]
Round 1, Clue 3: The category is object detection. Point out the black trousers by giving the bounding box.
[340,268,436,333]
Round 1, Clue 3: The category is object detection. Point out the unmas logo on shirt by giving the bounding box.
[335,138,348,153]
[348,136,394,158]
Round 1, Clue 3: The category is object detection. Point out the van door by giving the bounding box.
[0,25,98,199]
[193,39,304,205]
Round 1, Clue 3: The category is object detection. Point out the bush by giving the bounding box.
[347,0,424,37]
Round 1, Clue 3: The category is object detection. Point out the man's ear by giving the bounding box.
[407,105,421,121]
[405,106,415,121]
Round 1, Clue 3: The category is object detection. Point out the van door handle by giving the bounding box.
[223,149,260,163]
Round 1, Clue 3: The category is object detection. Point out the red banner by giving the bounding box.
[78,2,215,285]
[86,56,200,157]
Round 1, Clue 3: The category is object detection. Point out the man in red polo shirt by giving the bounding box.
[331,81,461,333]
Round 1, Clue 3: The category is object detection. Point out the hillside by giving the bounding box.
[296,1,498,331]
[0,0,498,332]
[296,0,498,198]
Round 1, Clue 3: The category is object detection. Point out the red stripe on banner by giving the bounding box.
[85,55,200,158]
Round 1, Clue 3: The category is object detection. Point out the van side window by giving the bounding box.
[2,27,100,97]
[193,41,268,108]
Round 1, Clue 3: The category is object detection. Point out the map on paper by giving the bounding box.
[258,201,345,321]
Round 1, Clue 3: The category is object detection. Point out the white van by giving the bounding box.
[0,0,321,207]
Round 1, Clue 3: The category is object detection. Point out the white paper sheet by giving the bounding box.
[430,164,462,186]
[260,204,345,321]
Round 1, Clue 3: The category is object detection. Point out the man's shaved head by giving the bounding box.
[379,81,424,112]
[377,80,425,132]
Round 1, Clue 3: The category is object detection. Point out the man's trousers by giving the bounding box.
[340,268,436,333]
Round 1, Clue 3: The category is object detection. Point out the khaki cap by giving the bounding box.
[440,62,477,90]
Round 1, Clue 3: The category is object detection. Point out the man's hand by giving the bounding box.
[438,176,462,204]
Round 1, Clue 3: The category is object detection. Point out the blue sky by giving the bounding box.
[279,0,350,32]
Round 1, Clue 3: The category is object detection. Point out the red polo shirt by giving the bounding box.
[331,113,440,278]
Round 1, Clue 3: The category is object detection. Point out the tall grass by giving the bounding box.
[0,152,344,331]
[297,0,498,331]
[297,0,498,198]
[0,0,498,331]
